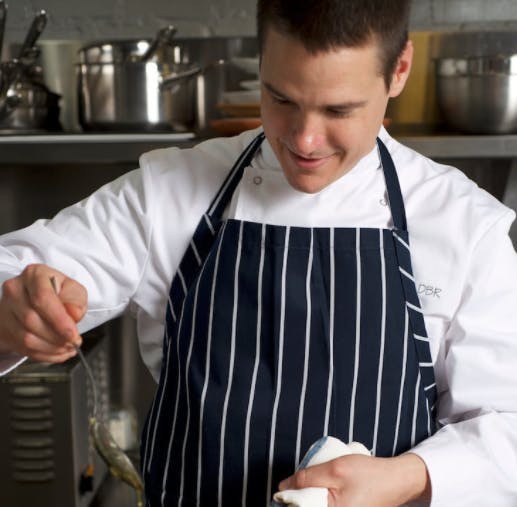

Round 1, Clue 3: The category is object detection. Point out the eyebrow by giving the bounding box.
[262,81,368,111]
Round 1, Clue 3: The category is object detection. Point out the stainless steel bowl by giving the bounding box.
[435,54,517,134]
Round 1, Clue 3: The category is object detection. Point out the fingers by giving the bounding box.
[279,455,370,492]
[18,274,78,345]
[59,278,88,322]
[278,462,338,491]
[0,264,88,361]
[22,332,78,363]
[24,266,84,343]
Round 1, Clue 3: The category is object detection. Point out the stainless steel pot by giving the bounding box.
[435,54,517,134]
[77,36,259,133]
[77,39,200,132]
[0,69,61,132]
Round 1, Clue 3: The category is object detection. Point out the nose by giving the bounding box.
[289,112,326,155]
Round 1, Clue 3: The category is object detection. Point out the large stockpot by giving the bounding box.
[77,39,199,132]
[77,36,259,133]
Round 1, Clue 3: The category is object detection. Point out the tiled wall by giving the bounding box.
[5,0,517,47]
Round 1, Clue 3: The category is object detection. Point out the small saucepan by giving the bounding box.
[0,66,61,132]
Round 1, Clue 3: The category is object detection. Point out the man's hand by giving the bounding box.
[278,452,431,507]
[0,264,87,363]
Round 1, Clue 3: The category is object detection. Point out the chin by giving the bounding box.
[285,173,329,194]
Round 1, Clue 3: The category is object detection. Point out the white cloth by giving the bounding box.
[0,126,517,505]
[272,437,370,506]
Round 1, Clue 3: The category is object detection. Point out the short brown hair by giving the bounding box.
[257,0,411,89]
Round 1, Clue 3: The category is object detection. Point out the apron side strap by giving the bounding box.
[208,131,266,219]
[377,138,408,232]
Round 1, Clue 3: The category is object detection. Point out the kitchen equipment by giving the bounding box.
[18,9,47,64]
[229,56,259,75]
[240,79,261,90]
[137,25,177,63]
[77,37,200,132]
[0,74,61,132]
[0,1,6,59]
[431,30,517,134]
[37,40,82,131]
[77,36,258,133]
[0,328,110,507]
[434,54,517,134]
[0,8,62,133]
[180,37,259,134]
[221,89,260,104]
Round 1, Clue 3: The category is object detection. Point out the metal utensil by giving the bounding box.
[435,54,517,134]
[0,1,7,61]
[0,59,21,98]
[137,24,177,63]
[76,36,201,133]
[49,277,144,506]
[18,9,47,64]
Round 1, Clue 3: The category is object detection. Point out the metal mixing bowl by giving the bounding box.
[435,54,517,134]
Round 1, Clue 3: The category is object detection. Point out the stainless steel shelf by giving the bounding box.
[397,134,517,160]
[0,132,197,165]
[0,132,516,165]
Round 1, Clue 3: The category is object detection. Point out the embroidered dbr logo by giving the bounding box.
[418,284,442,298]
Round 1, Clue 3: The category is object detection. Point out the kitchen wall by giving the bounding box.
[4,0,517,47]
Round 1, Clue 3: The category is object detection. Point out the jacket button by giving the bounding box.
[253,176,263,185]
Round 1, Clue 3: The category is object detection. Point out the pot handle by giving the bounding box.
[160,59,226,90]
[160,66,202,90]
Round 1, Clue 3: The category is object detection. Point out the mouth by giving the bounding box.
[286,148,334,171]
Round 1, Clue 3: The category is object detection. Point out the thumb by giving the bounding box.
[59,278,88,323]
[63,302,86,323]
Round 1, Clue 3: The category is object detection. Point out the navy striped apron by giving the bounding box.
[141,133,437,506]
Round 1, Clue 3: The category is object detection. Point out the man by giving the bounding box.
[1,0,517,505]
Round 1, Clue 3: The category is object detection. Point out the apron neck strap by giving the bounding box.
[377,138,408,232]
[207,132,407,233]
[207,132,266,218]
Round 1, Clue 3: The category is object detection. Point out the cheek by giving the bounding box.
[261,104,285,135]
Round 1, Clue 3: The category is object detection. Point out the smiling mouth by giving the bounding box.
[287,149,334,170]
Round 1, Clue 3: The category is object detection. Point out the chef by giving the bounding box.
[1,0,517,505]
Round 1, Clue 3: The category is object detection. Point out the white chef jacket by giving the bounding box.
[1,126,516,506]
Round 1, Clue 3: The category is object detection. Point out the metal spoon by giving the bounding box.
[49,277,144,506]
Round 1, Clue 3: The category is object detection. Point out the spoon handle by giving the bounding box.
[49,276,99,418]
[74,344,99,419]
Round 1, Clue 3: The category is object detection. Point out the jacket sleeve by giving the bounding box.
[410,210,517,506]
[0,167,154,376]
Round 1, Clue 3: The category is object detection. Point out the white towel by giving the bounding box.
[271,436,371,507]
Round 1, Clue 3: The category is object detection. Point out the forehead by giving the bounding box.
[261,27,383,74]
[260,28,385,97]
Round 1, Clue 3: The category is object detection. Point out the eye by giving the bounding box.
[270,93,291,106]
[326,108,352,118]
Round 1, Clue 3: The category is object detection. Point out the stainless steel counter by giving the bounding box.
[0,132,517,165]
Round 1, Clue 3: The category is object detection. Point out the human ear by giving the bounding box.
[388,40,413,98]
